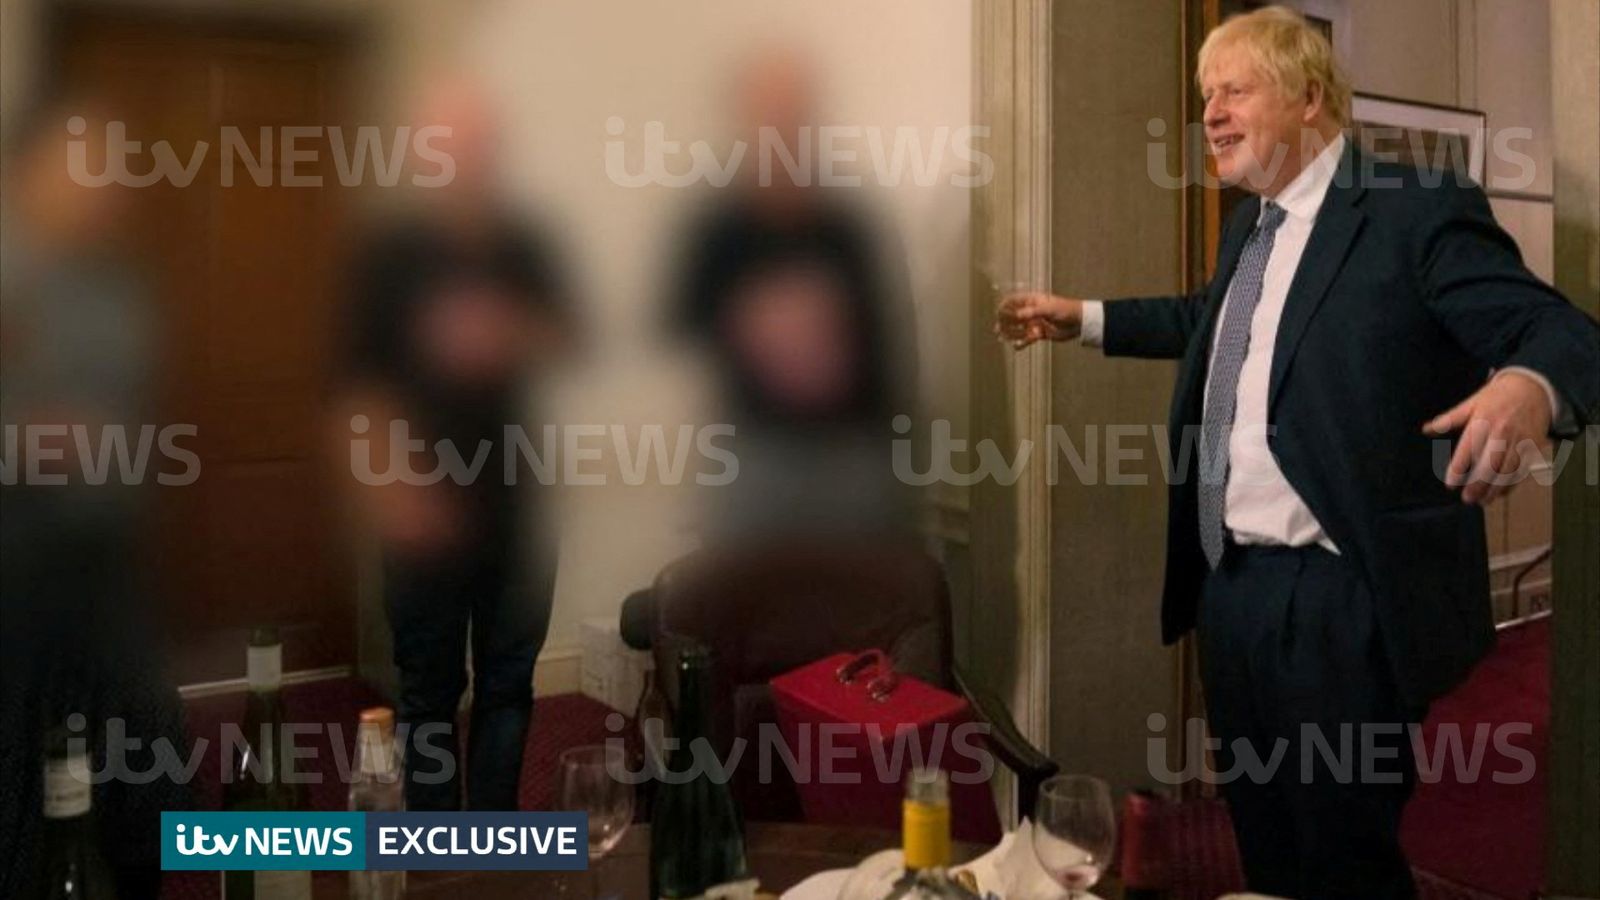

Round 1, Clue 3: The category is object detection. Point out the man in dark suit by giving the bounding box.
[996,6,1599,898]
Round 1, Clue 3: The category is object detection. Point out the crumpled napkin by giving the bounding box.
[954,819,1085,900]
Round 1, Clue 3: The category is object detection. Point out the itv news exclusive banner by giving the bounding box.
[160,811,590,871]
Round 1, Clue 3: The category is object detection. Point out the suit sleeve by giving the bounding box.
[1099,288,1210,359]
[1420,181,1600,434]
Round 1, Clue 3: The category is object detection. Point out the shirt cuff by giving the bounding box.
[1496,366,1572,432]
[1080,300,1105,348]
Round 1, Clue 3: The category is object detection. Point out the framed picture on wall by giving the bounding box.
[1351,94,1488,184]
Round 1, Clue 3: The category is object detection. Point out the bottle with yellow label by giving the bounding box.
[876,767,983,900]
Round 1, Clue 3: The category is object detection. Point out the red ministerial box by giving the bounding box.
[770,652,1001,844]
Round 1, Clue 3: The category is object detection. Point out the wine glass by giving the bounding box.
[1032,774,1116,899]
[558,744,636,898]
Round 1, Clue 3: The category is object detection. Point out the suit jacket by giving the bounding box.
[1103,143,1600,706]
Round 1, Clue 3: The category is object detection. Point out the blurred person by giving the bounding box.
[669,47,917,537]
[997,8,1599,898]
[336,79,574,811]
[0,98,189,898]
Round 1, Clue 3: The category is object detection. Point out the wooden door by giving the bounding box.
[58,15,356,683]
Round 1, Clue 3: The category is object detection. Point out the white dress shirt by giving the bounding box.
[1079,133,1563,551]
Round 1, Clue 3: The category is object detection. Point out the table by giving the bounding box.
[315,821,983,897]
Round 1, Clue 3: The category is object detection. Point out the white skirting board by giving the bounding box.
[180,647,586,701]
[532,645,583,697]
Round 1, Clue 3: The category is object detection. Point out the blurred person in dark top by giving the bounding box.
[670,48,918,537]
[337,80,574,811]
[0,98,189,899]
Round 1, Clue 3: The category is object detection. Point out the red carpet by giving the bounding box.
[517,693,629,813]
[1401,619,1550,899]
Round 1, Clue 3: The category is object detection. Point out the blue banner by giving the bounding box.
[161,811,589,871]
[365,812,589,871]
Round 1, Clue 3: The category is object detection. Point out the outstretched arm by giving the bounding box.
[1419,180,1600,504]
[994,288,1211,360]
[1099,289,1210,359]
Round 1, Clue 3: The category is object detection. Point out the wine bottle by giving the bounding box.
[39,723,118,900]
[221,628,311,900]
[348,707,405,900]
[649,645,749,899]
[632,665,671,821]
[875,768,981,899]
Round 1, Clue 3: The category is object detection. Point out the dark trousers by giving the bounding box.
[1198,542,1424,900]
[385,542,554,811]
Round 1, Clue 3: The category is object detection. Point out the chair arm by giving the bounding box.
[952,661,1059,821]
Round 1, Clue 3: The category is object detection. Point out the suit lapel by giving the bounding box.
[1267,144,1368,415]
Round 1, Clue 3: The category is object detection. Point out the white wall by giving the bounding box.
[456,0,976,678]
[1,0,974,689]
[1326,0,1555,205]
[1346,0,1461,105]
[1468,0,1554,197]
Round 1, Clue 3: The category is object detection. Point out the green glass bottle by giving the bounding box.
[221,628,310,900]
[649,645,749,899]
[39,723,117,900]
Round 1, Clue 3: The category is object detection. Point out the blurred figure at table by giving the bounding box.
[337,78,575,811]
[0,96,189,898]
[669,46,918,538]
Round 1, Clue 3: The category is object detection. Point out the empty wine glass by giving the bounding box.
[1032,774,1116,899]
[558,744,636,898]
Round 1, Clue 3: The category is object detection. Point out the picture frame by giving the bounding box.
[1350,93,1488,184]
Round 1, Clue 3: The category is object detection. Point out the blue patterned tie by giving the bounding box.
[1199,201,1288,569]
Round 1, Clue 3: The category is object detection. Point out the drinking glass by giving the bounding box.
[1032,774,1117,898]
[558,744,636,898]
[992,277,1052,347]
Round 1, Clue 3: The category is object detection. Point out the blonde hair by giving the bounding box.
[1197,5,1352,126]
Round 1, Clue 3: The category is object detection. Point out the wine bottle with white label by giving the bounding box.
[649,645,749,899]
[40,722,118,900]
[221,627,311,900]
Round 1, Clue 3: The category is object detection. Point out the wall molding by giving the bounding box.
[182,648,585,704]
[922,485,972,547]
[179,665,352,700]
[1486,189,1557,204]
[971,0,1054,823]
[1013,0,1055,769]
